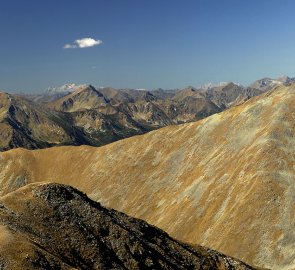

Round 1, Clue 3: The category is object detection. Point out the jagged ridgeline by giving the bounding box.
[0,183,256,270]
[1,76,292,151]
[1,83,295,269]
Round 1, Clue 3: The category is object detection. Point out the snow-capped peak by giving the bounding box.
[45,83,78,94]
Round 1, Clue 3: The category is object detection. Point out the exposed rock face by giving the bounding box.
[0,84,294,268]
[1,78,288,151]
[0,91,150,151]
[204,83,254,109]
[0,85,222,151]
[49,85,222,124]
[0,92,77,150]
[99,87,160,104]
[0,183,255,270]
[48,85,110,112]
[249,76,295,92]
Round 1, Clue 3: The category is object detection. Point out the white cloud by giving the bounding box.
[64,44,76,49]
[64,38,102,49]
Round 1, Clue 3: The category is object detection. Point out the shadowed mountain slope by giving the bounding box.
[48,85,222,125]
[204,82,256,109]
[0,92,79,150]
[0,183,255,270]
[48,85,110,112]
[0,84,294,268]
[99,87,159,104]
[0,91,152,151]
[0,85,222,151]
[1,78,287,152]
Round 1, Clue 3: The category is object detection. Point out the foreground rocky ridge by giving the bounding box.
[0,183,255,270]
[0,84,294,268]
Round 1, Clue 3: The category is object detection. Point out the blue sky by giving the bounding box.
[1,0,295,92]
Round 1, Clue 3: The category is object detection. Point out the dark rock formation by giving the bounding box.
[0,183,256,270]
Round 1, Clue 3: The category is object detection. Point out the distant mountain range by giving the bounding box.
[1,82,295,268]
[0,75,293,151]
[26,75,294,104]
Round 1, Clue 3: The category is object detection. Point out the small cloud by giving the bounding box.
[64,44,76,49]
[91,66,97,69]
[64,38,103,49]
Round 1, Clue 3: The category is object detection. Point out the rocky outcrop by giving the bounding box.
[49,85,222,125]
[0,183,256,270]
[48,85,110,112]
[0,85,222,151]
[0,91,150,151]
[1,77,287,152]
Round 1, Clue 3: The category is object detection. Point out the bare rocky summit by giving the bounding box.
[48,85,110,112]
[0,183,255,270]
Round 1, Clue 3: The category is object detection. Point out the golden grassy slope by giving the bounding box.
[0,182,257,270]
[0,85,294,269]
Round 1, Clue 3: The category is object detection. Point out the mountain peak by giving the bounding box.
[200,81,235,91]
[45,83,78,94]
[48,84,109,112]
[276,75,294,84]
[73,84,100,94]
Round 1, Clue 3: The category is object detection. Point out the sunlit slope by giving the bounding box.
[0,183,256,270]
[0,84,294,269]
